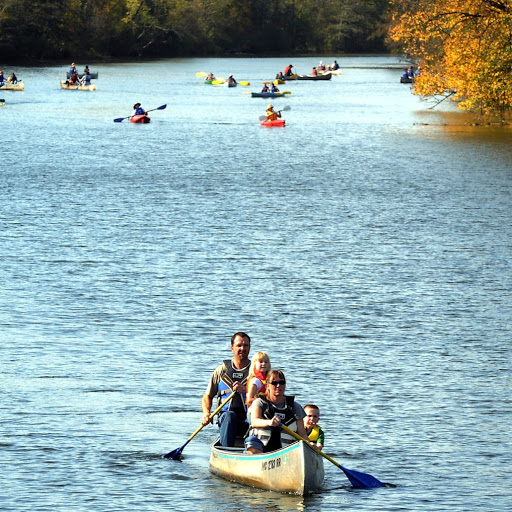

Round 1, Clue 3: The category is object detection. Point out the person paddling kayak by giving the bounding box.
[265,104,281,121]
[132,102,147,116]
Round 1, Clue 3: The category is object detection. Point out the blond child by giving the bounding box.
[246,352,271,408]
[303,404,324,450]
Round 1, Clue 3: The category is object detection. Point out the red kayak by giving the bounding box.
[260,118,285,127]
[130,114,151,124]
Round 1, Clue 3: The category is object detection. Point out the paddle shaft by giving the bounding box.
[188,391,236,442]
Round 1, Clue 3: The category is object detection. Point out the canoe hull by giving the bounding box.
[59,81,96,91]
[210,440,324,495]
[260,118,286,127]
[400,77,413,83]
[130,115,151,124]
[1,82,24,91]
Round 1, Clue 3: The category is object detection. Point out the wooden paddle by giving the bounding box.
[280,424,385,489]
[259,105,290,121]
[163,391,236,460]
[113,104,167,123]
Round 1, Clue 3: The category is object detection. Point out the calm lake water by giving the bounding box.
[1,56,511,512]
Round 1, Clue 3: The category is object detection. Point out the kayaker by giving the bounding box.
[303,404,324,451]
[226,74,237,84]
[83,65,90,74]
[132,103,147,116]
[284,64,294,76]
[201,332,251,447]
[275,71,285,80]
[312,67,318,76]
[270,83,280,93]
[244,370,309,454]
[205,72,215,81]
[261,83,270,93]
[7,72,17,84]
[318,61,326,71]
[0,70,5,85]
[265,104,281,121]
[69,62,77,76]
[332,60,340,70]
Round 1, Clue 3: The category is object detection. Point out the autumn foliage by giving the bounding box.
[388,0,512,119]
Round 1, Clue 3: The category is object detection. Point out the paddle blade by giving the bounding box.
[156,104,167,110]
[196,71,207,77]
[281,105,291,111]
[163,445,184,461]
[259,115,268,121]
[212,80,224,85]
[338,464,385,489]
[113,117,126,123]
[239,81,250,86]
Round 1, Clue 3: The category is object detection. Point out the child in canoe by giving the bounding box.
[246,352,271,409]
[303,404,324,450]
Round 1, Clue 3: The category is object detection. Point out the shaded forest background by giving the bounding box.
[0,0,390,61]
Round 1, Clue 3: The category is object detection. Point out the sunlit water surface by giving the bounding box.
[1,56,511,512]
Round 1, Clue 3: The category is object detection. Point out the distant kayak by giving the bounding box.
[251,92,288,98]
[130,114,150,124]
[260,118,285,127]
[297,73,331,81]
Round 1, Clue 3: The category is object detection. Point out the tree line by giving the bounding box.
[0,0,389,61]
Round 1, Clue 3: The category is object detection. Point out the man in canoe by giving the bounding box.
[201,332,251,447]
[244,370,309,454]
[226,74,237,84]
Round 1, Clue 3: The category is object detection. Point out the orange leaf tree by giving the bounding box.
[388,0,512,119]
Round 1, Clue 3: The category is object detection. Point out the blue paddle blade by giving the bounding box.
[339,464,385,488]
[163,446,183,460]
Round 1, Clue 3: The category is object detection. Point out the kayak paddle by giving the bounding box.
[280,424,385,489]
[196,71,207,77]
[113,104,167,123]
[163,391,236,461]
[239,81,251,86]
[259,105,290,121]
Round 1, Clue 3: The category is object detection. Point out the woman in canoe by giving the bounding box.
[244,369,309,454]
[265,104,281,121]
[132,103,147,116]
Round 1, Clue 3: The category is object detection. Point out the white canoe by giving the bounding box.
[0,82,24,91]
[210,440,324,495]
[59,80,96,91]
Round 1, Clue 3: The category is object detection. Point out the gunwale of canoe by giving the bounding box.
[209,440,324,495]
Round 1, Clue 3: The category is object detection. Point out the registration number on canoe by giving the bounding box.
[261,457,281,471]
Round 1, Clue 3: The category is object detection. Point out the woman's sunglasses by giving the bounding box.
[270,380,286,386]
